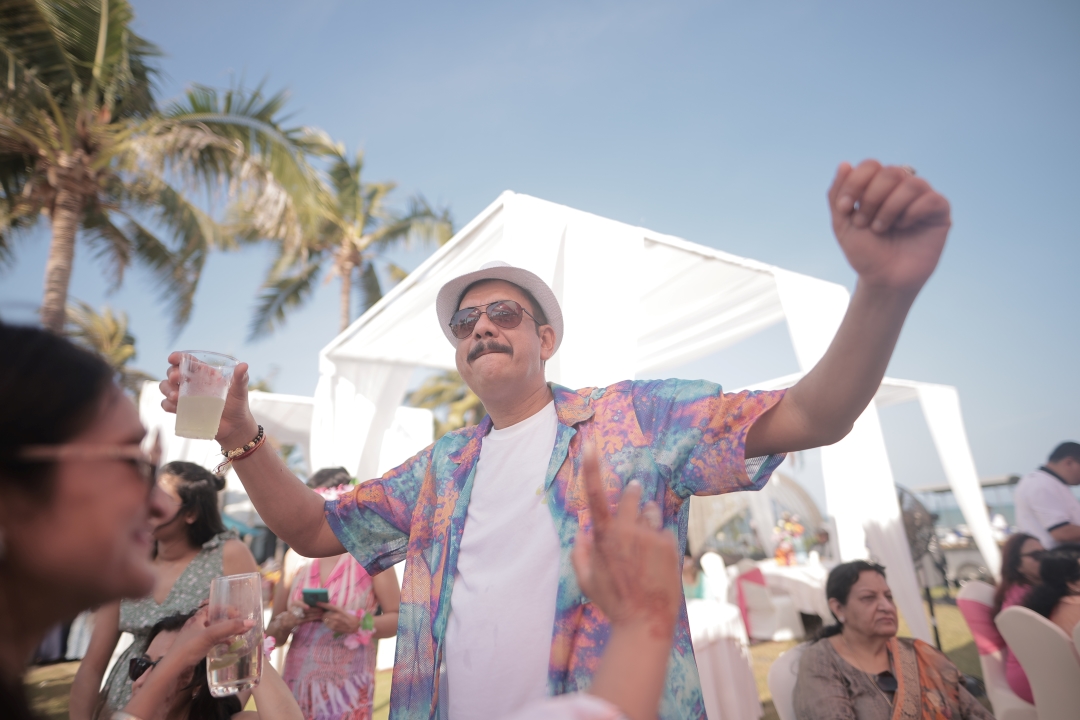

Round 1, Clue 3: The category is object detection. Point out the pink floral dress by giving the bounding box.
[282,555,379,720]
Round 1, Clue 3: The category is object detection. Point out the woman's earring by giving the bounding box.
[837,615,845,624]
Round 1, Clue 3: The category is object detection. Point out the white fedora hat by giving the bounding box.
[435,261,564,353]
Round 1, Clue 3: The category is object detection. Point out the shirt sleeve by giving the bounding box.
[324,446,432,576]
[630,378,787,498]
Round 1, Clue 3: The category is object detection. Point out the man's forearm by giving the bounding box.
[748,280,917,457]
[225,424,344,557]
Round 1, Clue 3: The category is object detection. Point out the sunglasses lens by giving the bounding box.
[487,301,523,329]
[129,657,150,681]
[449,308,480,339]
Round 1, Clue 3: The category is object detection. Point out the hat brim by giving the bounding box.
[436,266,563,353]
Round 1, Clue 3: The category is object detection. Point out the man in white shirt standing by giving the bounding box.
[1014,442,1080,549]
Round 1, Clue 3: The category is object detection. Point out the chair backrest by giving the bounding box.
[740,578,776,616]
[700,552,729,602]
[957,580,1006,654]
[767,643,806,720]
[996,605,1080,720]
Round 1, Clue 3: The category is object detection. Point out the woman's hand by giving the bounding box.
[169,606,254,668]
[318,602,361,634]
[288,602,325,625]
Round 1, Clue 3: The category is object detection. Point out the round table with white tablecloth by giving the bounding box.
[686,599,762,720]
[756,559,832,621]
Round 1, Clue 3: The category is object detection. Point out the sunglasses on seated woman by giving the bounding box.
[449,300,540,339]
[129,654,162,681]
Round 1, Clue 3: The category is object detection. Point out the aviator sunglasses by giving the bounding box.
[449,300,540,339]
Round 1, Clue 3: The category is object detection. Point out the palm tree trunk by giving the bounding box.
[41,157,87,333]
[339,263,353,333]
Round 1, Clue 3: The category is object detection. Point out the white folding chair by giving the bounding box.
[996,605,1080,720]
[955,581,1036,720]
[766,643,806,720]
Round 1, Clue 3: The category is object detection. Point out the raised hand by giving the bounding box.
[159,351,258,448]
[829,160,951,294]
[571,444,680,636]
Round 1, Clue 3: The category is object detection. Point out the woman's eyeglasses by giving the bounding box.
[17,443,158,488]
[128,654,161,681]
[448,300,539,339]
[1021,550,1046,561]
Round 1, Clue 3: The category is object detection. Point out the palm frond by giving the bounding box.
[248,259,323,339]
[358,260,382,315]
[80,202,132,288]
[0,0,79,102]
[64,297,155,393]
[407,370,485,438]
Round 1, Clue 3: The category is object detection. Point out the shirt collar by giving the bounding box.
[1040,465,1069,485]
[549,383,595,426]
[447,383,595,464]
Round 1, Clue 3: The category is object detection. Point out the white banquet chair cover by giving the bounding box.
[687,599,762,720]
[996,606,1080,720]
[739,577,804,642]
[955,581,1036,720]
[766,643,806,720]
[700,552,730,604]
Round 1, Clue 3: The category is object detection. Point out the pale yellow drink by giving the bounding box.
[175,351,237,440]
[175,395,227,440]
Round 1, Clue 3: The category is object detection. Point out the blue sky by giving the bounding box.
[2,0,1077,503]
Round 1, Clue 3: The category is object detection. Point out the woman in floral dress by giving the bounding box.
[267,475,400,720]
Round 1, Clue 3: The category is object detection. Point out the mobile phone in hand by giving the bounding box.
[302,588,329,607]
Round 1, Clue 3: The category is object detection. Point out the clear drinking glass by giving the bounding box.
[175,351,237,440]
[206,572,263,697]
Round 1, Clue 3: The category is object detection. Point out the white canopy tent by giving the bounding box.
[294,191,993,643]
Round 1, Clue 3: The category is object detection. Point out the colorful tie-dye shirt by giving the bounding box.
[326,379,786,720]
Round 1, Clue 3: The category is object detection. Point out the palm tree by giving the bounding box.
[0,0,329,332]
[64,298,154,394]
[408,370,486,439]
[248,147,453,338]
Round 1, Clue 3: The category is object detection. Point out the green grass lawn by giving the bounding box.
[26,598,981,720]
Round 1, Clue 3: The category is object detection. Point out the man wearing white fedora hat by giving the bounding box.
[161,160,951,720]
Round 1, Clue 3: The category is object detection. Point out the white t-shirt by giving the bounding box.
[1014,467,1080,549]
[445,401,561,720]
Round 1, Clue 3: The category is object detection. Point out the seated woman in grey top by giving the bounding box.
[792,561,994,720]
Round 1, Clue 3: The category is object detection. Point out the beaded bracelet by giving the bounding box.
[214,425,265,474]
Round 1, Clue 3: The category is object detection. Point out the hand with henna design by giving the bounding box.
[571,443,681,720]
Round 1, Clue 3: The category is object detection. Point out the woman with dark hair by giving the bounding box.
[72,463,258,718]
[994,532,1043,703]
[1021,544,1080,634]
[121,608,302,720]
[0,324,169,719]
[793,560,993,720]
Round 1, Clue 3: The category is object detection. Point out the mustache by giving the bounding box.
[468,340,513,363]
